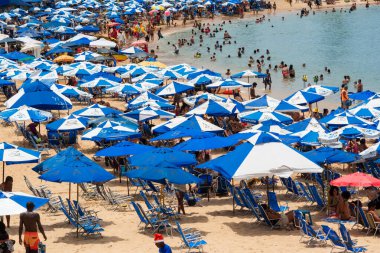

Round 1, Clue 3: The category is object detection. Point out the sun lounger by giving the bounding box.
[366,213,380,236]
[297,182,314,203]
[321,225,347,253]
[257,205,280,229]
[176,221,207,252]
[307,185,325,210]
[268,191,288,212]
[299,218,327,245]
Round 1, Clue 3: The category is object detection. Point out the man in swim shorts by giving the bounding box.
[19,202,47,253]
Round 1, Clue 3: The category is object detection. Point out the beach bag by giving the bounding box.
[345,100,352,107]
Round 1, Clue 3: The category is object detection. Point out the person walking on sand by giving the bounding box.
[19,202,47,253]
[157,28,163,40]
[0,176,13,228]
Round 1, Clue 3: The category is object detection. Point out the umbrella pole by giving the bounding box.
[68,183,71,217]
[232,179,235,214]
[266,176,270,203]
[125,158,130,196]
[2,162,4,183]
[76,184,79,238]
[272,175,275,192]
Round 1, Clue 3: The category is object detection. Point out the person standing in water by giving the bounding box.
[19,202,47,253]
[157,28,163,40]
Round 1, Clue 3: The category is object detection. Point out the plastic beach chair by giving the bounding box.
[268,191,288,212]
[176,221,207,252]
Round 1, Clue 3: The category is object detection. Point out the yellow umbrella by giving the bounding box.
[139,61,167,69]
[53,55,74,63]
[151,5,165,11]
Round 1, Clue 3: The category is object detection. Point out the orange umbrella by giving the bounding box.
[53,55,74,63]
[330,172,380,187]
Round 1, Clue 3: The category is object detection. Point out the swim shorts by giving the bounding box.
[23,232,39,250]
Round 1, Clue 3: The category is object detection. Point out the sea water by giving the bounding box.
[156,6,380,106]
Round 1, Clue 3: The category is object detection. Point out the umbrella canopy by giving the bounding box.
[95,141,155,157]
[243,95,280,110]
[0,105,52,122]
[127,92,169,109]
[271,100,308,112]
[5,81,72,110]
[155,81,194,96]
[187,74,221,86]
[120,46,145,55]
[183,92,226,107]
[207,78,251,89]
[241,120,292,135]
[230,70,267,79]
[304,147,358,165]
[82,120,140,141]
[38,147,114,183]
[302,85,339,96]
[0,191,48,216]
[330,172,380,187]
[349,105,380,119]
[72,104,121,118]
[124,164,200,185]
[80,77,120,88]
[74,51,101,61]
[360,142,380,159]
[286,118,328,136]
[123,106,175,121]
[186,100,239,116]
[89,38,116,48]
[129,148,197,167]
[152,115,223,134]
[174,135,239,151]
[284,90,325,105]
[349,90,376,101]
[320,111,373,127]
[238,109,293,125]
[46,114,89,131]
[197,132,322,179]
[139,60,167,69]
[53,55,75,63]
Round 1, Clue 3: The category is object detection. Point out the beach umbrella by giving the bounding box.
[206,78,251,89]
[46,114,89,131]
[80,77,120,88]
[0,191,48,216]
[158,69,182,80]
[127,100,175,111]
[53,85,93,99]
[349,90,376,101]
[152,115,223,134]
[330,172,380,187]
[72,104,121,118]
[76,25,100,33]
[120,46,145,55]
[302,85,339,97]
[183,92,226,107]
[4,81,72,111]
[359,142,380,159]
[139,60,167,69]
[0,142,40,182]
[243,95,280,109]
[129,148,197,167]
[123,106,175,121]
[105,83,142,95]
[271,100,308,112]
[187,74,221,86]
[53,55,75,63]
[74,51,101,61]
[89,38,116,48]
[185,69,222,80]
[0,105,52,123]
[150,127,216,142]
[38,147,114,237]
[186,100,239,116]
[3,52,34,62]
[286,118,327,135]
[127,91,169,109]
[241,120,292,135]
[332,125,379,139]
[284,90,325,105]
[81,120,140,141]
[238,109,293,125]
[174,135,239,151]
[45,46,73,56]
[155,81,194,96]
[197,132,322,179]
[230,69,267,81]
[131,72,162,82]
[320,111,373,127]
[95,141,155,157]
[304,147,358,165]
[349,105,380,119]
[124,164,200,185]
[52,26,77,35]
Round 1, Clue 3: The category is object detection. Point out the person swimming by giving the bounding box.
[224,31,231,39]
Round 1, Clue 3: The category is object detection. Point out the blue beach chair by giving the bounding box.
[307,185,325,210]
[268,191,288,212]
[176,221,207,252]
[321,225,346,253]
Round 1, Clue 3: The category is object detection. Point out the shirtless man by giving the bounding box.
[19,202,47,253]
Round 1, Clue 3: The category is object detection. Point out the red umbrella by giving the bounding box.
[330,172,380,187]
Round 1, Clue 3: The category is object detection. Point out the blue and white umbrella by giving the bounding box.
[82,120,140,141]
[120,46,145,55]
[360,142,380,159]
[284,90,325,105]
[123,106,175,121]
[185,69,222,80]
[158,69,182,80]
[127,91,169,109]
[52,26,77,35]
[320,125,380,143]
[302,85,339,97]
[105,83,142,95]
[63,68,95,77]
[241,120,292,135]
[0,142,41,181]
[286,118,328,135]
[80,77,120,88]
[29,70,58,83]
[320,111,373,127]
[0,191,48,216]
[349,90,377,101]
[183,92,226,107]
[238,109,293,125]
[243,95,280,110]
[207,78,251,89]
[74,51,101,61]
[135,79,163,90]
[186,100,239,116]
[127,100,175,110]
[72,104,121,118]
[131,72,162,83]
[52,84,93,98]
[270,100,308,112]
[0,105,52,122]
[230,69,267,80]
[187,74,221,86]
[155,81,194,96]
[46,114,89,131]
[349,105,380,119]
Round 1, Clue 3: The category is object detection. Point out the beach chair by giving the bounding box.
[313,173,325,190]
[101,187,131,210]
[235,187,251,209]
[226,182,246,210]
[66,199,100,223]
[279,177,293,194]
[366,213,380,236]
[257,205,280,229]
[60,207,104,238]
[353,205,370,232]
[176,221,207,252]
[307,185,325,210]
[268,191,288,212]
[299,218,327,246]
[339,224,358,246]
[297,182,315,203]
[40,189,60,213]
[242,189,263,222]
[135,202,172,235]
[73,200,99,219]
[321,225,347,253]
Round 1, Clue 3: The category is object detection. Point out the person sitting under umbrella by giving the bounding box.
[334,191,354,221]
[260,204,295,229]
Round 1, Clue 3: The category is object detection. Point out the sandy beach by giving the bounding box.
[1,1,380,253]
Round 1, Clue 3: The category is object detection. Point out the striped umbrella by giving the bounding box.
[46,114,89,131]
[72,104,121,118]
[0,105,52,122]
[123,106,175,121]
[238,109,293,125]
